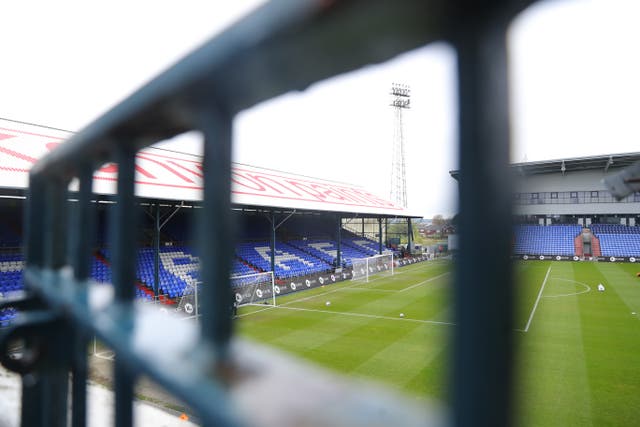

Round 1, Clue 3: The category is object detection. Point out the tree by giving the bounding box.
[432,215,445,227]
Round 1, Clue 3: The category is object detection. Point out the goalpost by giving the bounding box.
[176,281,201,317]
[176,271,275,317]
[351,253,394,282]
[230,271,276,307]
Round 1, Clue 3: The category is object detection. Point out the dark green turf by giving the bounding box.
[237,260,640,426]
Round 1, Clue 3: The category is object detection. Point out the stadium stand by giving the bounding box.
[0,252,22,327]
[0,196,402,321]
[236,241,331,279]
[345,237,394,257]
[591,224,640,257]
[91,257,112,283]
[288,239,353,267]
[513,224,582,256]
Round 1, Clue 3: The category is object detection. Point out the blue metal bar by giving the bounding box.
[44,181,69,269]
[198,107,234,358]
[70,165,94,427]
[70,166,96,281]
[25,176,46,269]
[110,147,138,427]
[452,13,515,427]
[111,147,139,303]
[21,267,242,426]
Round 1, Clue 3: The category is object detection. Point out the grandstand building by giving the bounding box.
[451,153,640,262]
[0,118,426,324]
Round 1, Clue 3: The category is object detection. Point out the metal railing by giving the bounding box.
[0,0,538,426]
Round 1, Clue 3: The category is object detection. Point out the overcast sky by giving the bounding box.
[1,0,639,218]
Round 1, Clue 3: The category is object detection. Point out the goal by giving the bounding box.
[175,271,276,317]
[351,253,394,282]
[230,271,276,307]
[176,281,201,317]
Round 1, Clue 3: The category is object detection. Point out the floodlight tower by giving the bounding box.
[390,83,410,208]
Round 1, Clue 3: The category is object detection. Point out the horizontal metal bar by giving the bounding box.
[23,267,243,427]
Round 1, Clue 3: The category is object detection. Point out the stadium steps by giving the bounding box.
[236,256,262,273]
[342,240,374,257]
[574,235,583,256]
[94,250,176,305]
[591,236,602,257]
[285,240,333,264]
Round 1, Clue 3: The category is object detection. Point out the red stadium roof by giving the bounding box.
[0,118,417,217]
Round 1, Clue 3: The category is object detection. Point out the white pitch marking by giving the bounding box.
[523,265,551,333]
[398,272,450,293]
[274,305,455,327]
[340,288,399,293]
[543,278,591,298]
[236,306,276,318]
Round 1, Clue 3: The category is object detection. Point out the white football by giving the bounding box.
[326,301,331,306]
[400,313,405,318]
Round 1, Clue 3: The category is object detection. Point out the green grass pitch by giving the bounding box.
[236,260,640,426]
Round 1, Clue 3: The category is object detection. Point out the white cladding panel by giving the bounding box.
[514,168,640,215]
[514,203,640,215]
[515,169,610,193]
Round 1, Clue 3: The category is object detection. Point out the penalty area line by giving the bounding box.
[523,265,551,333]
[236,306,276,318]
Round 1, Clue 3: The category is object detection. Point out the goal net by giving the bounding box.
[351,253,394,282]
[176,281,201,317]
[175,271,276,317]
[231,271,276,307]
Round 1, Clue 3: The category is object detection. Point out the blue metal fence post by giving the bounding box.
[453,13,514,427]
[70,165,96,427]
[110,146,139,427]
[44,179,72,427]
[198,107,235,360]
[21,174,47,427]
